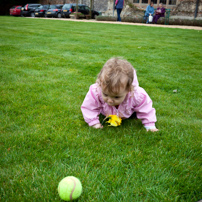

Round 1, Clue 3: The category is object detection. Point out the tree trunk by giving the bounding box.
[90,0,93,19]
[76,0,78,19]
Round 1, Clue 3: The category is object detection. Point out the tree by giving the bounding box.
[76,0,78,18]
[90,0,94,19]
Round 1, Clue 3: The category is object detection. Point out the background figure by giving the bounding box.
[144,1,154,24]
[153,3,165,24]
[115,0,124,22]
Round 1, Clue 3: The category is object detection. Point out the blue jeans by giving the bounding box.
[117,8,122,22]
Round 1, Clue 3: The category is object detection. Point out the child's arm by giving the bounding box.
[81,84,102,127]
[133,87,158,132]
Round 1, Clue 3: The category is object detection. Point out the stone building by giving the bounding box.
[172,0,201,17]
[38,0,108,12]
[39,0,202,18]
[102,0,201,18]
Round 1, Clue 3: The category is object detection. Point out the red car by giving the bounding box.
[10,5,22,16]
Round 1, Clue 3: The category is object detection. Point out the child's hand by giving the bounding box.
[92,123,103,129]
[147,128,159,132]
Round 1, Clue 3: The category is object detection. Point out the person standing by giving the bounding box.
[115,0,124,22]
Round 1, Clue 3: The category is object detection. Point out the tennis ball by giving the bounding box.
[58,176,82,201]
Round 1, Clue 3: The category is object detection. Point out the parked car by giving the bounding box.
[21,4,41,17]
[34,5,49,17]
[62,4,100,19]
[45,5,63,18]
[61,3,75,18]
[79,5,100,19]
[10,5,22,16]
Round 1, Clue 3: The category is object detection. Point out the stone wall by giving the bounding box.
[94,0,108,12]
[104,0,202,18]
[172,0,202,17]
[103,0,145,17]
[38,0,202,18]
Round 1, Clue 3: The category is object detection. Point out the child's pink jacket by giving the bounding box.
[81,71,157,128]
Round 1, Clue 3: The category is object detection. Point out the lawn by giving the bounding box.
[0,16,202,202]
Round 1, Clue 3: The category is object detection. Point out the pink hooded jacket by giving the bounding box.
[81,70,157,129]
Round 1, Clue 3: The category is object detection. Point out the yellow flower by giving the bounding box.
[107,115,122,127]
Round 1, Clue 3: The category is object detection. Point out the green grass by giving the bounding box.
[0,16,202,202]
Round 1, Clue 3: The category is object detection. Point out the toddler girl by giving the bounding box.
[81,58,158,132]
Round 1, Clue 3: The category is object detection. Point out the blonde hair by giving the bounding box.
[96,58,134,94]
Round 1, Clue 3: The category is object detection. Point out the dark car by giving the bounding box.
[79,5,100,19]
[45,5,63,18]
[34,5,50,17]
[21,4,41,17]
[10,5,22,16]
[62,4,100,19]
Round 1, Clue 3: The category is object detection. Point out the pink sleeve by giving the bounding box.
[133,87,157,127]
[81,84,101,126]
[115,0,118,5]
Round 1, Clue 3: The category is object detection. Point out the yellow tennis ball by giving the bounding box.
[58,176,82,201]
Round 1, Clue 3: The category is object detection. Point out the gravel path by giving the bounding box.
[39,17,202,31]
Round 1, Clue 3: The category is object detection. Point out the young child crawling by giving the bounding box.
[81,58,158,132]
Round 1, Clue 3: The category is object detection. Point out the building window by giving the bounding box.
[169,0,176,4]
[160,0,167,4]
[142,0,149,3]
[133,0,139,3]
[152,0,158,4]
